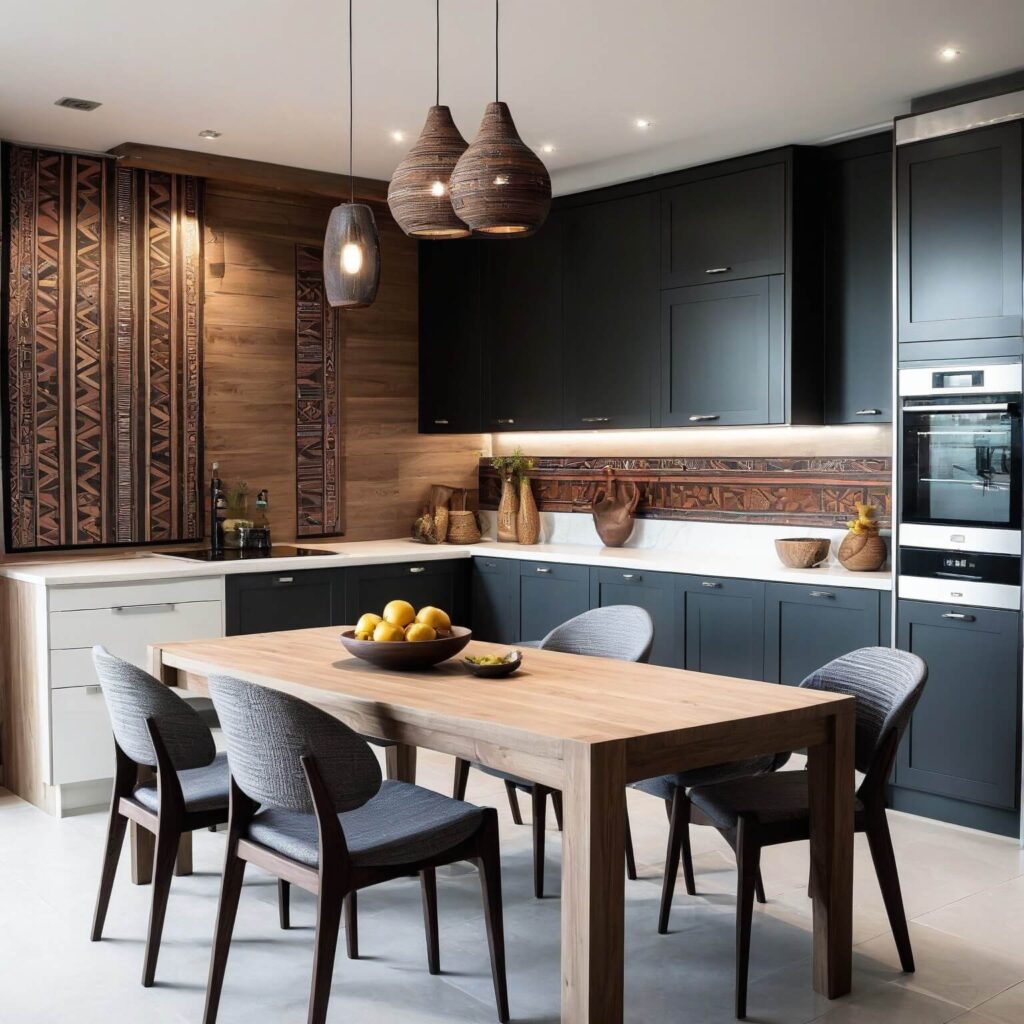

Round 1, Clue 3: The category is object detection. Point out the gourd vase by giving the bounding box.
[516,477,540,545]
[497,474,519,543]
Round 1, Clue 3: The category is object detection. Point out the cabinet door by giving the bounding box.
[661,162,785,287]
[563,193,659,429]
[518,561,591,643]
[481,214,563,431]
[897,122,1023,344]
[678,576,765,680]
[590,566,678,667]
[418,240,481,433]
[471,556,518,643]
[824,139,893,424]
[226,569,341,636]
[895,600,1020,809]
[764,583,880,685]
[661,276,784,426]
[345,559,468,627]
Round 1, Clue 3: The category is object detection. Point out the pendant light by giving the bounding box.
[449,0,551,236]
[387,0,470,238]
[324,0,380,308]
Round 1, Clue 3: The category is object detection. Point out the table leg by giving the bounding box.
[561,742,626,1023]
[807,705,855,999]
[385,743,417,783]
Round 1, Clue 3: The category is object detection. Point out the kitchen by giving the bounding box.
[1,3,1023,1023]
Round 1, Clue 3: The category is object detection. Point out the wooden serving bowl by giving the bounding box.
[464,650,523,678]
[339,625,472,670]
[774,537,831,568]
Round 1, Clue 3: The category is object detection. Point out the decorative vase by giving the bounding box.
[837,531,887,571]
[497,473,519,542]
[516,477,540,544]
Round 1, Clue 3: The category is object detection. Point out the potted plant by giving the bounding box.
[491,448,536,543]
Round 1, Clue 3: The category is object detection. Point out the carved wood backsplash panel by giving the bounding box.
[3,145,204,550]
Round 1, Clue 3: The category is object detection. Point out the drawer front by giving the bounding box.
[472,555,514,576]
[591,567,678,668]
[49,575,222,612]
[49,599,224,654]
[518,560,590,583]
[345,560,468,626]
[51,685,114,785]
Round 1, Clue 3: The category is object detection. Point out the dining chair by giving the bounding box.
[453,604,655,898]
[204,673,509,1024]
[687,646,927,1018]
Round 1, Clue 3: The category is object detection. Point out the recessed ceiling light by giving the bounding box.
[198,129,222,139]
[54,96,102,112]
[635,118,654,130]
[391,130,406,143]
[938,46,961,61]
[539,143,556,154]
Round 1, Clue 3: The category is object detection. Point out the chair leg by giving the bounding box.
[421,867,441,974]
[734,817,760,1020]
[91,807,128,941]
[476,812,510,1024]
[754,869,767,905]
[624,804,638,881]
[453,757,471,800]
[142,822,181,987]
[202,845,247,1024]
[658,789,693,934]
[551,790,564,831]
[865,811,915,973]
[344,891,359,960]
[278,879,291,930]
[504,781,523,825]
[309,878,345,1024]
[532,785,548,899]
[678,791,697,897]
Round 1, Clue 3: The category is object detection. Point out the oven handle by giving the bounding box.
[902,402,1012,413]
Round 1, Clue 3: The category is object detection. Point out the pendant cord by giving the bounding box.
[494,0,499,102]
[436,0,440,106]
[348,0,354,204]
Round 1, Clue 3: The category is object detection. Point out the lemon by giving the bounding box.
[415,606,451,632]
[355,612,383,635]
[383,600,416,628]
[405,622,437,643]
[373,621,406,643]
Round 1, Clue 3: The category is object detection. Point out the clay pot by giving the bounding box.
[592,468,640,547]
[496,473,519,543]
[837,530,887,571]
[516,477,540,544]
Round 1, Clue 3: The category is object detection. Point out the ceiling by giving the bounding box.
[2,0,1024,196]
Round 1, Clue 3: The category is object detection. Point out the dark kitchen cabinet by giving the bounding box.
[418,241,481,433]
[226,569,343,636]
[345,559,468,626]
[824,133,893,424]
[677,575,765,680]
[590,566,678,667]
[661,161,786,287]
[764,582,881,685]
[470,556,519,644]
[897,122,1023,347]
[518,560,590,643]
[661,276,784,426]
[481,214,563,431]
[562,192,660,429]
[895,600,1020,810]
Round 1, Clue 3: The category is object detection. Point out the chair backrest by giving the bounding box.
[208,674,382,814]
[539,605,655,664]
[92,646,216,771]
[798,647,927,776]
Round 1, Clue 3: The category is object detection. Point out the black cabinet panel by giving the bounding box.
[895,600,1020,810]
[824,137,893,424]
[563,193,660,429]
[518,560,591,643]
[897,122,1023,344]
[418,241,481,433]
[470,556,518,643]
[590,566,678,667]
[677,576,765,680]
[764,583,880,685]
[226,569,341,636]
[481,215,563,431]
[661,276,784,426]
[661,162,786,287]
[345,560,468,627]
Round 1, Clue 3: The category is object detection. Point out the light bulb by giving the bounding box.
[430,180,446,197]
[341,242,364,275]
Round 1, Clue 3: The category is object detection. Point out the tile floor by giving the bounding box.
[1,749,1021,1024]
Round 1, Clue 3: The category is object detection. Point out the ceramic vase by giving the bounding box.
[516,477,540,544]
[497,473,519,542]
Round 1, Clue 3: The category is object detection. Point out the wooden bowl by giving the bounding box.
[463,650,523,678]
[339,625,472,670]
[774,537,831,569]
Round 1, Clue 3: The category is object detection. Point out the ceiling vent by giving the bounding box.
[54,96,102,112]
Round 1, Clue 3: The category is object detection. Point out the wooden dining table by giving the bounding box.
[142,627,855,1024]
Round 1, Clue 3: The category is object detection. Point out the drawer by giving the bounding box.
[593,566,670,587]
[472,555,514,576]
[51,685,114,785]
[518,560,590,583]
[49,576,223,612]
[49,599,224,653]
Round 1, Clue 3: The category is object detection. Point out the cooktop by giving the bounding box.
[166,545,332,562]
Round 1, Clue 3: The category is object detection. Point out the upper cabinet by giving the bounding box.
[661,162,786,287]
[562,192,660,429]
[897,122,1023,348]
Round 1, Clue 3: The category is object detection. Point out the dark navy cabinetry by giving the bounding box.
[226,569,343,636]
[344,560,468,628]
[590,566,678,667]
[676,575,766,680]
[470,556,519,645]
[517,560,591,643]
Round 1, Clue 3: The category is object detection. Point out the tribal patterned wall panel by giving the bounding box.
[294,244,341,537]
[3,145,203,550]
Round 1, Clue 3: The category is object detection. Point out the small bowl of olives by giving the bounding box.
[463,650,523,678]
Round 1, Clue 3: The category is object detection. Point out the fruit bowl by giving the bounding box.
[339,625,472,670]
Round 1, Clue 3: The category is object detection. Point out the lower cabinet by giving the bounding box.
[590,566,678,667]
[470,556,518,644]
[226,569,342,636]
[895,600,1021,811]
[345,560,468,628]
[518,560,590,643]
[677,575,765,680]
[764,583,880,684]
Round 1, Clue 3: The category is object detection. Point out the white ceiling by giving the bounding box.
[2,0,1024,196]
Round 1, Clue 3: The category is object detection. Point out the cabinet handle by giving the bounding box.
[701,580,721,588]
[705,266,731,274]
[855,409,881,416]
[494,418,515,425]
[433,418,449,425]
[111,603,175,613]
[85,685,101,696]
[621,573,639,581]
[581,417,611,424]
[808,591,835,599]
[409,566,426,574]
[535,567,552,574]
[941,612,975,621]
[275,577,294,584]
[688,414,720,422]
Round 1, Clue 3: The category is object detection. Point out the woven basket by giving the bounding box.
[447,510,481,544]
[434,506,449,543]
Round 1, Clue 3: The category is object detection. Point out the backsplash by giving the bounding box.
[479,456,891,528]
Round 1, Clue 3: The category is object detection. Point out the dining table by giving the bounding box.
[141,626,855,1024]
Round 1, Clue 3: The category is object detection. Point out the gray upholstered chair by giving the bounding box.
[203,674,509,1024]
[686,646,927,1019]
[453,605,655,898]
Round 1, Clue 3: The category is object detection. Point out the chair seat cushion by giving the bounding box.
[629,753,788,803]
[133,751,230,814]
[472,762,537,791]
[246,781,484,868]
